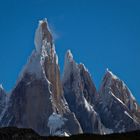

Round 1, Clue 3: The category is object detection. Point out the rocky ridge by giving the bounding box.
[0,19,139,136]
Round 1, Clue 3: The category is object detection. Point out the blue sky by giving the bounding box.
[0,0,140,102]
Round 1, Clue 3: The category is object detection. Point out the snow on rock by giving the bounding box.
[106,68,118,79]
[62,132,69,137]
[97,69,140,133]
[103,128,114,135]
[52,130,70,137]
[34,21,43,53]
[34,18,58,67]
[15,50,44,84]
[124,111,136,122]
[62,50,105,134]
[79,63,89,72]
[24,51,43,78]
[63,50,74,76]
[83,97,93,112]
[66,50,73,62]
[62,49,79,84]
[47,112,67,136]
[0,86,8,121]
[1,18,140,136]
[0,84,4,91]
[100,68,138,112]
[0,19,82,136]
[109,91,126,107]
[0,84,6,102]
[15,18,56,83]
[34,18,52,54]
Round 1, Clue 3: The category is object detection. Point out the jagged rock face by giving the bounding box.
[34,20,66,114]
[40,21,64,113]
[78,64,97,105]
[96,70,140,133]
[62,50,104,134]
[0,19,140,136]
[35,21,82,134]
[101,70,140,122]
[0,19,82,136]
[0,85,6,115]
[0,73,52,135]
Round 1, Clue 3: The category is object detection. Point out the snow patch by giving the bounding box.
[53,131,70,137]
[34,22,43,53]
[39,18,48,25]
[79,63,89,72]
[18,51,43,80]
[62,50,76,83]
[0,84,4,90]
[66,50,73,62]
[109,91,127,107]
[121,81,136,101]
[48,112,67,136]
[84,98,93,112]
[25,51,43,78]
[34,18,52,54]
[106,68,118,79]
[103,128,113,134]
[124,111,134,121]
[127,87,136,101]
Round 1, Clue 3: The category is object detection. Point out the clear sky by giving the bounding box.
[0,0,140,102]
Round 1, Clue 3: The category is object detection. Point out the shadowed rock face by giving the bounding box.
[101,70,140,122]
[96,70,140,133]
[0,73,52,135]
[62,50,104,134]
[0,85,6,115]
[0,19,82,136]
[78,64,97,105]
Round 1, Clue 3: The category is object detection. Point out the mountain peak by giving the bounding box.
[34,18,53,53]
[39,18,48,25]
[99,68,139,117]
[105,68,118,80]
[16,19,56,82]
[65,50,73,62]
[79,63,89,72]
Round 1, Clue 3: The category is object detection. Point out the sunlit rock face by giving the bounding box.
[0,19,82,136]
[96,69,140,133]
[40,21,64,113]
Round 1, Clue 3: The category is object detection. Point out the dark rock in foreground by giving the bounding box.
[0,127,140,140]
[0,127,41,140]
